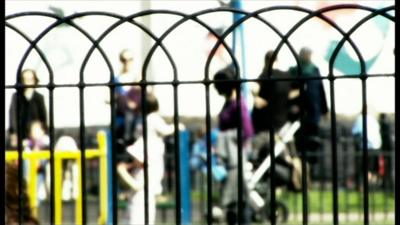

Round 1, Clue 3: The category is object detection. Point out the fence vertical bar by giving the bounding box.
[16,88,23,225]
[48,75,56,225]
[329,75,339,225]
[204,82,213,225]
[361,77,369,225]
[235,81,244,224]
[109,84,118,225]
[140,83,149,225]
[298,80,308,225]
[78,78,87,225]
[270,122,276,225]
[264,56,276,225]
[1,23,4,225]
[394,22,398,225]
[173,82,182,225]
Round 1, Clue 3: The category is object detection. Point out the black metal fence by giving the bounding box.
[4,4,396,225]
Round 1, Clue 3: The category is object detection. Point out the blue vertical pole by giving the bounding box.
[106,130,113,224]
[231,0,242,60]
[231,0,251,107]
[180,130,192,225]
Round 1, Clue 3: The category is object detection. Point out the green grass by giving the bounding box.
[191,189,394,214]
[278,189,394,213]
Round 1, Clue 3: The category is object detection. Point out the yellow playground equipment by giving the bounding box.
[6,131,109,225]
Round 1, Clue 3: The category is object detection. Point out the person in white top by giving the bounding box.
[352,109,382,189]
[352,114,382,150]
[118,92,184,225]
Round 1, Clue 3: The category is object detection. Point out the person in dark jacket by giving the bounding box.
[379,113,393,191]
[252,50,296,133]
[251,50,302,191]
[289,47,328,164]
[8,69,47,148]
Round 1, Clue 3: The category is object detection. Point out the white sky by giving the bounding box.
[5,0,395,128]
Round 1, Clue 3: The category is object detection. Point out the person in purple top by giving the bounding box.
[213,65,254,225]
[215,66,254,141]
[218,98,254,141]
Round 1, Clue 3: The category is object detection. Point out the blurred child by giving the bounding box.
[118,92,184,224]
[23,120,49,202]
[190,127,227,182]
[54,136,79,201]
[24,120,49,151]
